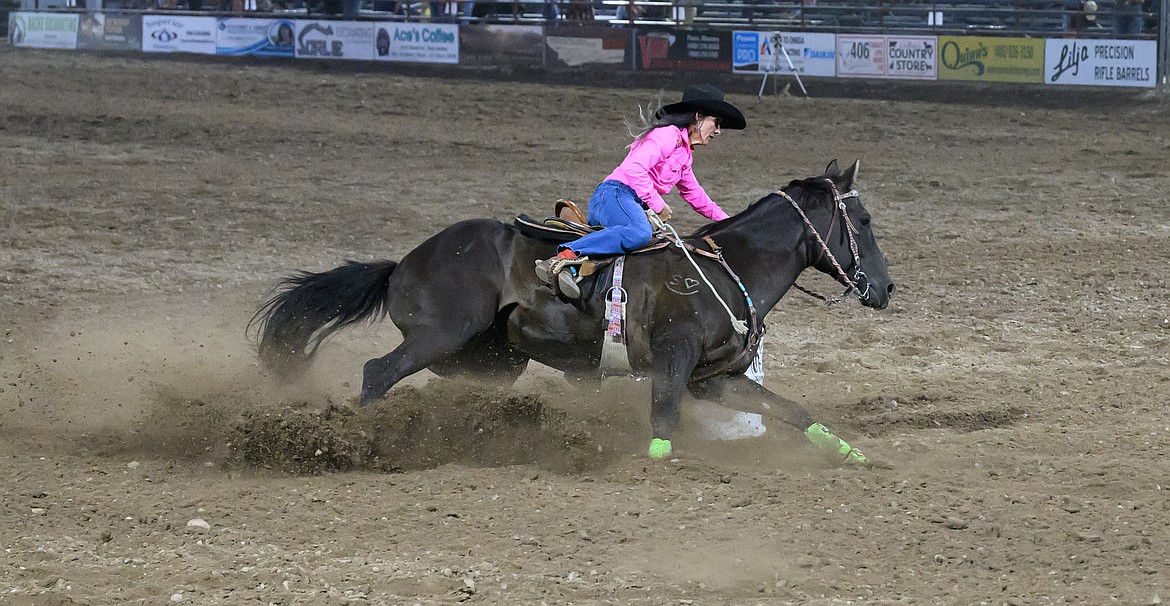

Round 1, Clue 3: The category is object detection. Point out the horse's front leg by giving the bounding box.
[688,374,872,466]
[647,336,701,460]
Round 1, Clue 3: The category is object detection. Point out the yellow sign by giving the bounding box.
[938,36,1045,83]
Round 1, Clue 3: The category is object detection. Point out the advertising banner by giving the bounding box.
[216,17,296,57]
[459,24,542,67]
[639,29,730,71]
[939,36,1044,83]
[836,34,885,78]
[143,15,216,54]
[886,36,936,79]
[373,21,458,64]
[77,12,141,51]
[732,30,835,77]
[1043,38,1156,88]
[9,12,79,49]
[837,35,936,79]
[545,26,626,68]
[294,20,375,60]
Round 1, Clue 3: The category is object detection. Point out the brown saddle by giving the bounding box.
[514,198,601,244]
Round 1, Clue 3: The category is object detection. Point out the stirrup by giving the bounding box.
[535,256,588,299]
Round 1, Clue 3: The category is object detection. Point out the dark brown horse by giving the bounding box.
[250,160,895,463]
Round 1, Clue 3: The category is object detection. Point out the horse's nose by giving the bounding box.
[887,283,897,298]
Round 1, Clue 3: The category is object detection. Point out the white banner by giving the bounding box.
[887,36,937,79]
[1044,39,1156,88]
[143,15,216,54]
[216,17,296,57]
[837,34,886,78]
[295,20,374,60]
[837,35,936,79]
[732,30,835,77]
[8,12,79,49]
[373,22,457,64]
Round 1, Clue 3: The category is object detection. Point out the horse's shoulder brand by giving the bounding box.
[665,274,700,296]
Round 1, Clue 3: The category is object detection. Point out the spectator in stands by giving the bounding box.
[1063,0,1098,34]
[428,0,450,20]
[1142,0,1157,28]
[616,0,666,21]
[542,0,560,21]
[614,1,643,21]
[535,85,746,299]
[563,0,594,20]
[1113,0,1143,34]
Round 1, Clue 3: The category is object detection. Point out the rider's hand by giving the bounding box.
[656,204,673,223]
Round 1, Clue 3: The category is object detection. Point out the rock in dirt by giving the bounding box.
[186,518,210,530]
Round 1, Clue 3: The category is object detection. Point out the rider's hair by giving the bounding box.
[625,94,700,146]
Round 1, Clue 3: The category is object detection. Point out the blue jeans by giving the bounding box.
[563,180,653,256]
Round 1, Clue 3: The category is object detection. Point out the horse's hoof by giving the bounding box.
[648,438,672,459]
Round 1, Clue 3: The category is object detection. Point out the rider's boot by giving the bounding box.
[535,248,583,299]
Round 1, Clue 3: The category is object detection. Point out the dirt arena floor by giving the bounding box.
[2,46,1169,605]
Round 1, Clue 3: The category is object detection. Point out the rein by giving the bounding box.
[637,179,867,381]
[779,180,872,305]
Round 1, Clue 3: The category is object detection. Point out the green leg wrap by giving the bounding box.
[648,438,673,459]
[805,423,868,465]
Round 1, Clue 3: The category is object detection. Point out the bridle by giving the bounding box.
[775,179,872,304]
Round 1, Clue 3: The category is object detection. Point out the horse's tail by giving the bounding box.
[249,260,398,377]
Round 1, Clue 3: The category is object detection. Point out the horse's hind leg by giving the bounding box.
[428,316,530,386]
[358,218,517,404]
[361,297,503,404]
[359,328,479,405]
[362,324,526,404]
[688,375,871,466]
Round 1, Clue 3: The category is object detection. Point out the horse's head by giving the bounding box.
[785,160,896,310]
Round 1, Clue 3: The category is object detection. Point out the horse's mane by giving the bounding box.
[689,176,832,240]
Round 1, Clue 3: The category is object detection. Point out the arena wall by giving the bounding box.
[6,10,1165,89]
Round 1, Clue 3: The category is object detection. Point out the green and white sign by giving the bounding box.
[9,12,80,50]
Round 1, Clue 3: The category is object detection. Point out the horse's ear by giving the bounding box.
[824,159,841,177]
[839,159,860,190]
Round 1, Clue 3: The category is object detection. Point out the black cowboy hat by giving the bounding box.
[657,84,746,130]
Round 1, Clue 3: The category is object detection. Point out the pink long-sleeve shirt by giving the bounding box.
[605,125,729,222]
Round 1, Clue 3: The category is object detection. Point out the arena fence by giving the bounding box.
[5,0,1168,92]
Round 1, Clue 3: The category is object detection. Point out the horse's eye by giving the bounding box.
[860,216,871,227]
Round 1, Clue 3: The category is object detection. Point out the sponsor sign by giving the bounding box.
[373,22,457,64]
[9,12,79,49]
[460,24,542,67]
[216,18,295,57]
[886,36,936,79]
[837,35,936,79]
[295,20,374,60]
[939,36,1044,83]
[836,35,885,77]
[545,27,626,67]
[77,12,142,51]
[639,30,731,71]
[732,30,835,77]
[143,15,216,54]
[1044,38,1155,88]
